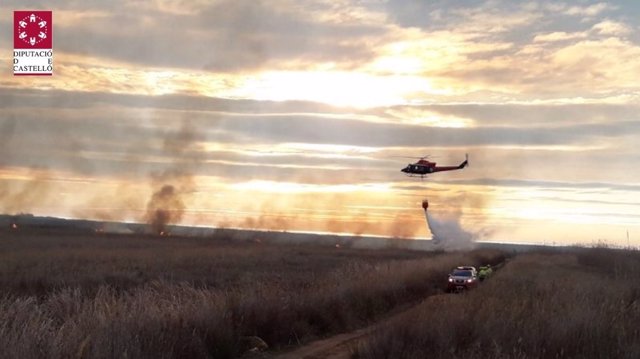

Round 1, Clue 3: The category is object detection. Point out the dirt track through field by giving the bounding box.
[275,294,448,359]
[275,325,369,359]
[275,263,505,359]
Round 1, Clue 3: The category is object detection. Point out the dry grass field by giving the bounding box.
[0,228,504,358]
[356,247,640,359]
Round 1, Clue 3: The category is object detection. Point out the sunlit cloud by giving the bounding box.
[225,70,444,108]
[564,2,613,17]
[592,19,633,36]
[1,0,639,245]
[533,31,588,43]
[3,1,640,107]
[229,180,392,194]
[53,9,111,24]
[384,107,475,128]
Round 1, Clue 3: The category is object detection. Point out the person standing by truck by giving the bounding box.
[478,265,493,281]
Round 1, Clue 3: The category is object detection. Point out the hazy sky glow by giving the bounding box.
[2,0,639,245]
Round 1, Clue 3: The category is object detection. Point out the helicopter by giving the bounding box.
[400,153,468,178]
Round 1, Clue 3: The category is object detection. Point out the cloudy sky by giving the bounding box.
[1,0,639,245]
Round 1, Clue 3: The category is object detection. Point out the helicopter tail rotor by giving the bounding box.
[458,153,469,169]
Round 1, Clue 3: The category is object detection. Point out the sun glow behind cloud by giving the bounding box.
[230,180,392,194]
[224,70,447,108]
[0,56,449,108]
[1,0,640,246]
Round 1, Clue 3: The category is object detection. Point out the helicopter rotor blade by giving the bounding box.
[390,155,437,160]
[391,156,424,159]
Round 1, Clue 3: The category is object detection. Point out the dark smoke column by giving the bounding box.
[145,184,185,235]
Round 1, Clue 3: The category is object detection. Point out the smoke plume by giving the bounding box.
[145,184,185,234]
[144,120,202,234]
[0,168,53,215]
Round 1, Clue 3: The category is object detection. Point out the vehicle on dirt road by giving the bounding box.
[447,268,478,292]
[456,266,477,277]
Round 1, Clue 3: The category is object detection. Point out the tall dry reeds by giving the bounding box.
[357,249,640,359]
[0,231,505,358]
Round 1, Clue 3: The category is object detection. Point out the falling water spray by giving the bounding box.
[422,198,476,250]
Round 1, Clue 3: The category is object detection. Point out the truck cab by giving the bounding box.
[447,267,478,292]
